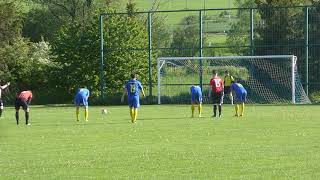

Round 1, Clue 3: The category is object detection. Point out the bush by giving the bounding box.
[0,38,57,104]
[310,91,320,104]
[51,9,150,99]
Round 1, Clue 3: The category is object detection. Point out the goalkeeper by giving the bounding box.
[223,70,234,104]
[230,82,247,117]
[190,85,203,118]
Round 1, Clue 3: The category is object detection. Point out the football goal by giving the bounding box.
[157,55,310,104]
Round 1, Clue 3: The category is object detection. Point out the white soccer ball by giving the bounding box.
[101,109,108,114]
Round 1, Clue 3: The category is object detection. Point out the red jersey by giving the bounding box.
[210,76,224,93]
[17,91,33,102]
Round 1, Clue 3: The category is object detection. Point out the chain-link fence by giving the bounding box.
[100,6,320,103]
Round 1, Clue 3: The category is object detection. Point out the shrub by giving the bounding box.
[310,91,320,104]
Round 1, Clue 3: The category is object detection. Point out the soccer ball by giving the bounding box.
[101,109,108,114]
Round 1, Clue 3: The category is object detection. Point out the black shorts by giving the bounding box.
[15,98,29,110]
[224,86,231,94]
[212,91,224,105]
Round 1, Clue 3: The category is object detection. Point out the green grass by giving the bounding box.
[206,33,227,45]
[131,0,235,11]
[123,0,239,51]
[1,105,320,179]
[122,0,238,28]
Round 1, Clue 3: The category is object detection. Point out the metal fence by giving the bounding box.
[99,6,320,103]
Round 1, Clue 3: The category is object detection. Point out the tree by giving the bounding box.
[151,16,171,48]
[308,1,320,94]
[23,0,104,42]
[31,0,93,22]
[23,0,123,42]
[0,37,55,102]
[254,0,305,55]
[51,8,150,99]
[22,8,64,42]
[226,0,258,55]
[169,15,202,57]
[227,0,305,55]
[0,2,23,46]
[104,13,150,94]
[0,1,57,103]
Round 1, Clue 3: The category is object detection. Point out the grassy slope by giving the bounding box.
[123,0,236,47]
[1,105,320,179]
[131,0,235,11]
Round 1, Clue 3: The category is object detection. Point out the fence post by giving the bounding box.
[99,14,105,100]
[304,7,309,96]
[148,12,153,102]
[250,8,254,56]
[199,10,203,90]
[292,56,296,104]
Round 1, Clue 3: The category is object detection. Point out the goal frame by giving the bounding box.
[157,55,297,104]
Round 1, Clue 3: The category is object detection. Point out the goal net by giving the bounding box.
[157,55,310,104]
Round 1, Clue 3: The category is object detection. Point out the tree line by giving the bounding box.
[0,0,156,104]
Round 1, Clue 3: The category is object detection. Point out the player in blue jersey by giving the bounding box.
[75,87,90,121]
[190,85,203,118]
[230,82,247,117]
[121,73,145,123]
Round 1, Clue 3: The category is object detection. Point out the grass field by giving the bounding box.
[9,1,319,178]
[1,105,320,179]
[130,0,235,11]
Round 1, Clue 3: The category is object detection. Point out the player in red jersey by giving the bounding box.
[15,90,33,125]
[209,70,224,117]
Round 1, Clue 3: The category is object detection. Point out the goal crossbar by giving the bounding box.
[157,55,296,61]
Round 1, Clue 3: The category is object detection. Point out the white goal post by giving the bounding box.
[157,55,310,104]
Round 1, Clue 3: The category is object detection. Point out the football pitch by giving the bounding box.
[1,104,320,179]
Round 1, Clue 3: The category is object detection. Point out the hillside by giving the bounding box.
[119,0,236,47]
[130,0,235,11]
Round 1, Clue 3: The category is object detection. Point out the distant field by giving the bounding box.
[120,0,238,47]
[130,0,235,11]
[23,0,237,46]
[1,105,320,179]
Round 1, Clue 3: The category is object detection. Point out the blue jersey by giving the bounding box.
[75,88,90,106]
[125,80,143,98]
[231,83,247,103]
[230,83,246,95]
[190,85,202,95]
[125,80,143,108]
[190,85,202,103]
[76,88,90,99]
